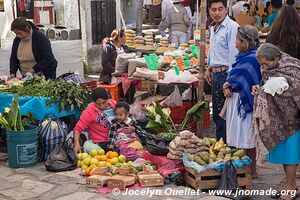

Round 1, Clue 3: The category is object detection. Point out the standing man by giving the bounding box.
[205,0,239,142]
[158,0,174,41]
[165,0,190,46]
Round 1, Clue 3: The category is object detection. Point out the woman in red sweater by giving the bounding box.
[73,87,134,152]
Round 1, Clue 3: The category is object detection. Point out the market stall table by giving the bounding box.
[129,78,199,106]
[0,93,79,120]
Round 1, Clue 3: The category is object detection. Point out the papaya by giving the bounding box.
[199,151,210,163]
[217,151,225,159]
[195,156,207,165]
[231,156,240,160]
[233,149,246,158]
[224,154,231,161]
[189,155,195,161]
[210,153,217,161]
[209,158,214,164]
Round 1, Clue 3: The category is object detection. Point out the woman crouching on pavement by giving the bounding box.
[252,43,300,200]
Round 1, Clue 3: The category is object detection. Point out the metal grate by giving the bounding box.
[91,0,116,44]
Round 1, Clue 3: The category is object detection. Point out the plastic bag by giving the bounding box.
[130,97,147,121]
[45,141,77,172]
[115,53,136,75]
[160,86,183,107]
[218,161,241,191]
[145,133,170,156]
[83,140,101,154]
[38,117,68,161]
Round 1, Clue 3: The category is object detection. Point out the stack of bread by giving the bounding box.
[144,32,154,46]
[134,36,144,47]
[159,37,169,47]
[125,29,136,48]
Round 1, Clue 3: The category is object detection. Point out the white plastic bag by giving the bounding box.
[130,97,147,121]
[160,86,183,107]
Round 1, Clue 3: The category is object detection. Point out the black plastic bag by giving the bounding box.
[217,161,250,200]
[145,133,171,156]
[219,161,240,191]
[45,140,77,172]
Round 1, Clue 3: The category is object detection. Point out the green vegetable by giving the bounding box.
[159,132,177,140]
[0,95,35,131]
[0,77,90,112]
[180,101,209,129]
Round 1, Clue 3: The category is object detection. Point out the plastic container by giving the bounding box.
[97,83,120,101]
[6,126,38,168]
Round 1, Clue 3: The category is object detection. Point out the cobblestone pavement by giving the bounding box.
[0,156,299,200]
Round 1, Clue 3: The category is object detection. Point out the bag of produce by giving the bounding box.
[38,117,68,161]
[83,140,101,154]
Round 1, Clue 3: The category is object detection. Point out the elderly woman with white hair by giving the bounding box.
[222,25,262,177]
[252,43,300,200]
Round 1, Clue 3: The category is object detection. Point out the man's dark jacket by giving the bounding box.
[10,29,57,79]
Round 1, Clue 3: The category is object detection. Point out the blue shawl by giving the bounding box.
[227,47,262,118]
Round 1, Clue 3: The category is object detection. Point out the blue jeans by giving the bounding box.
[212,71,227,142]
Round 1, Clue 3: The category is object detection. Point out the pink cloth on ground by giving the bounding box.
[141,151,185,177]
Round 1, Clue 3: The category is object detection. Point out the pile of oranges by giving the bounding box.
[77,149,127,176]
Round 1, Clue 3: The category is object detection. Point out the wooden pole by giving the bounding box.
[77,0,82,39]
[136,0,143,36]
[197,0,207,136]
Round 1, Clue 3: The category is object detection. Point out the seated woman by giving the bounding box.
[223,25,262,177]
[73,87,135,152]
[9,17,57,80]
[253,43,300,200]
[100,28,135,104]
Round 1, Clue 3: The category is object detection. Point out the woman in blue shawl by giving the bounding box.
[222,25,262,176]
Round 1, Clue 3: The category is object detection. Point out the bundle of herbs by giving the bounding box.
[0,76,90,112]
[0,95,36,131]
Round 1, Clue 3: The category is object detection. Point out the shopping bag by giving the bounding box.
[45,139,77,172]
[218,161,240,191]
[38,115,68,161]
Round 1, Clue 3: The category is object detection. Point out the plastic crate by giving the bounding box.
[80,81,97,91]
[97,83,120,101]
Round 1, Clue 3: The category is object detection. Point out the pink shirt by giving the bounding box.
[74,99,116,143]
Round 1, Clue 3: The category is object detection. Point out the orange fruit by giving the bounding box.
[97,161,106,167]
[85,167,92,176]
[90,164,97,170]
[94,155,102,161]
[109,152,119,159]
[106,151,113,157]
[99,155,107,161]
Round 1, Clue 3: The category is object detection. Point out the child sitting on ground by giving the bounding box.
[107,101,146,160]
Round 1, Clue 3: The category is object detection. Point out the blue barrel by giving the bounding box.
[6,126,38,168]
